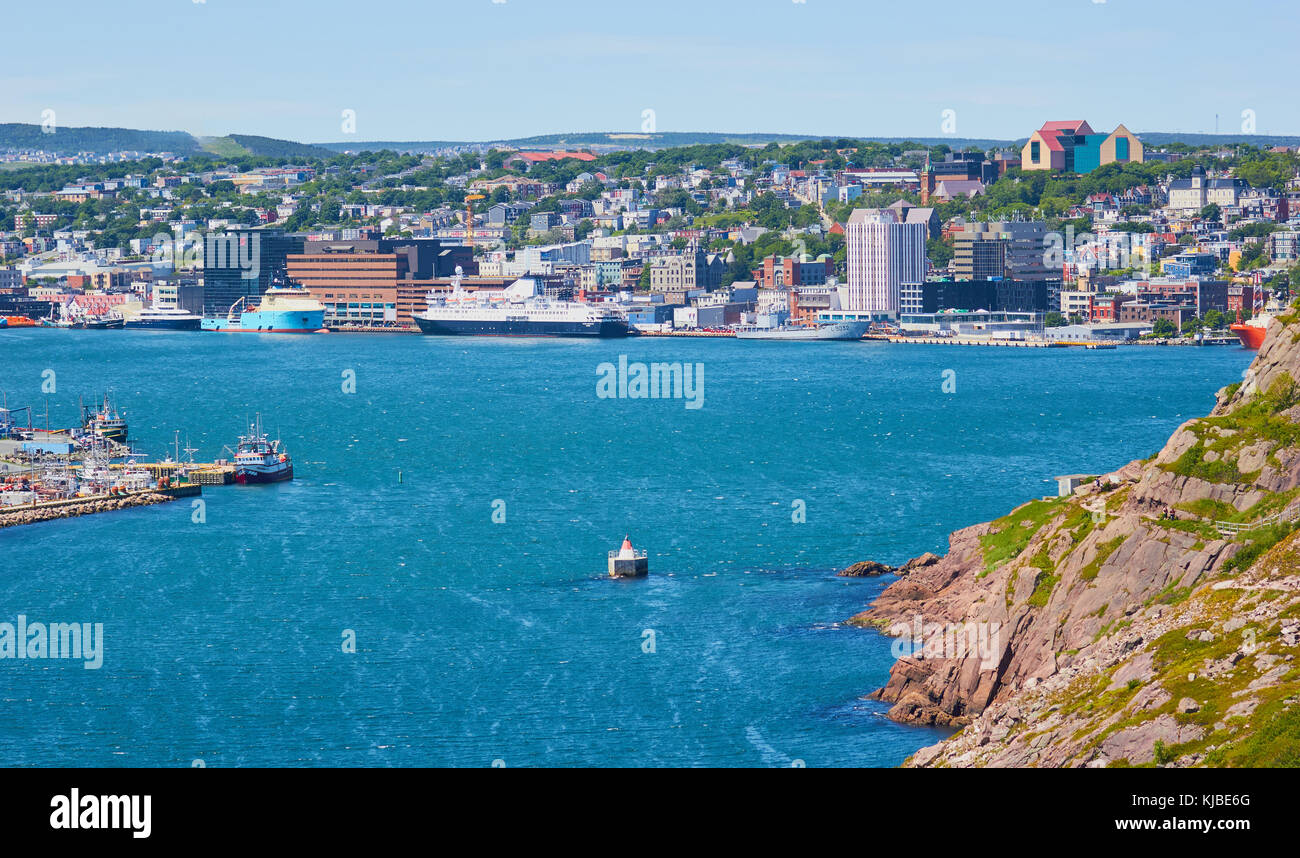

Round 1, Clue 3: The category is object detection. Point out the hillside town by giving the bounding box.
[2,119,1298,343]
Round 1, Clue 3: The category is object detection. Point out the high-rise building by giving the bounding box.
[952,221,1052,282]
[845,209,927,316]
[201,228,304,316]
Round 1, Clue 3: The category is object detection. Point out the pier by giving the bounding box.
[0,483,199,530]
[862,335,1116,349]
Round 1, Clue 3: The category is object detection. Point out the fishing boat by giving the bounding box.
[72,315,124,330]
[81,395,128,444]
[228,416,293,484]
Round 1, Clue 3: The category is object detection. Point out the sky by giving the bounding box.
[4,0,1297,143]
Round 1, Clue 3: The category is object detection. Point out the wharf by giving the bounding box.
[639,330,736,338]
[0,484,199,529]
[863,335,1116,349]
[109,461,236,485]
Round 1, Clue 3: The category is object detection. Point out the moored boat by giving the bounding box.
[229,416,293,484]
[202,285,326,333]
[415,270,630,338]
[735,320,870,340]
[1230,312,1273,350]
[125,305,203,331]
[82,394,127,443]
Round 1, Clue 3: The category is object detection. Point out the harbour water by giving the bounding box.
[0,329,1254,766]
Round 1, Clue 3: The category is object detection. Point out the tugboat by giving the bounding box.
[81,395,128,444]
[229,415,293,484]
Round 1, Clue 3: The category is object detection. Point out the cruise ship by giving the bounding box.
[202,285,326,333]
[414,272,630,338]
[125,304,202,331]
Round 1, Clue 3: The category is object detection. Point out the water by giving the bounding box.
[0,329,1253,767]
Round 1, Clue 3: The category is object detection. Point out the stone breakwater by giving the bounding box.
[847,307,1300,767]
[0,492,178,529]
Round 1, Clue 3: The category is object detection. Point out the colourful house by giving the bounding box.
[1021,121,1143,173]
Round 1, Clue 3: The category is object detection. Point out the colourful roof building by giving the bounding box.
[1021,121,1143,173]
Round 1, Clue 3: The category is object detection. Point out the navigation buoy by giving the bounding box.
[608,536,649,578]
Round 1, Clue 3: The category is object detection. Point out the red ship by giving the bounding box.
[1230,312,1273,350]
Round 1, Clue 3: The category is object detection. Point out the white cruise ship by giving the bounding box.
[414,272,630,338]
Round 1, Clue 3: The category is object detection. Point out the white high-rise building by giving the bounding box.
[845,209,927,316]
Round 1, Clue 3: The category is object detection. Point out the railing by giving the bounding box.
[1213,500,1300,538]
[609,549,648,559]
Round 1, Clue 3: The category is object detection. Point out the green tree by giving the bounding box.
[1200,203,1221,221]
[1045,311,1067,328]
[1203,309,1226,330]
[1152,318,1177,337]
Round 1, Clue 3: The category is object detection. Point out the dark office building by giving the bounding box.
[201,229,305,315]
[922,278,1053,313]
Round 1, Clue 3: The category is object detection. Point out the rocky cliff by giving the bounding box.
[850,305,1300,767]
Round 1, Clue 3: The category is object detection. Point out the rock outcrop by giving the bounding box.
[849,307,1300,766]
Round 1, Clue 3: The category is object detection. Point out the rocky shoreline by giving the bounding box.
[0,492,178,529]
[846,306,1300,767]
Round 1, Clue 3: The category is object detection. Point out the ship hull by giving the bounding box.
[235,463,293,484]
[414,316,631,338]
[125,317,202,331]
[1230,323,1268,350]
[735,321,870,341]
[203,309,325,333]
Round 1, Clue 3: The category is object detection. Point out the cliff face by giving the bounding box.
[852,307,1300,766]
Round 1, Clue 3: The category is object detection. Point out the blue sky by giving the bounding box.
[4,0,1296,142]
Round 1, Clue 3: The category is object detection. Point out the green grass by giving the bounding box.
[198,136,253,157]
[978,498,1065,576]
[1027,570,1060,608]
[1223,521,1300,574]
[1080,536,1126,581]
[1205,702,1300,767]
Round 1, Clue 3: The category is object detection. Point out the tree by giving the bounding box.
[1045,311,1067,328]
[1152,318,1177,337]
[1200,203,1221,221]
[1203,309,1226,330]
[1182,316,1204,335]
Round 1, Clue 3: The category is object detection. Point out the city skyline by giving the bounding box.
[3,0,1298,143]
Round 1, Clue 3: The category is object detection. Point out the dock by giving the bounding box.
[0,484,200,530]
[638,330,736,338]
[107,461,236,485]
[862,335,1116,349]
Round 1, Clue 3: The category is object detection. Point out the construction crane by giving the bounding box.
[464,194,486,248]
